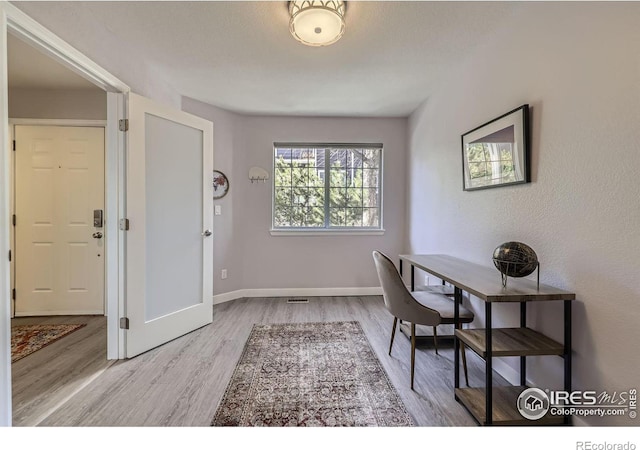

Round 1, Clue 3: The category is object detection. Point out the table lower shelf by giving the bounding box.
[455,327,565,357]
[455,386,567,426]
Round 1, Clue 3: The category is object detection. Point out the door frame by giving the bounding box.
[9,119,108,318]
[0,2,131,426]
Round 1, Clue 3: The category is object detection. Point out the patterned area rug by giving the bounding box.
[212,321,414,427]
[11,324,86,363]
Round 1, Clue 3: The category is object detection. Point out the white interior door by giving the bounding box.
[125,93,213,358]
[14,125,105,316]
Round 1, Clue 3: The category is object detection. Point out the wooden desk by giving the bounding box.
[399,254,576,426]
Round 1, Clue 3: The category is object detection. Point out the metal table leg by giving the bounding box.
[564,300,572,425]
[520,302,527,386]
[454,287,461,389]
[485,302,493,425]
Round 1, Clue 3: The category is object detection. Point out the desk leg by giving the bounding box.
[485,303,493,425]
[397,260,404,327]
[410,265,415,291]
[564,300,572,425]
[520,302,527,386]
[454,287,462,389]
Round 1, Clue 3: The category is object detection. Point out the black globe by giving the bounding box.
[492,242,538,278]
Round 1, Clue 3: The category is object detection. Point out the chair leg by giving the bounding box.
[410,323,416,390]
[460,341,469,386]
[432,326,439,355]
[389,317,398,355]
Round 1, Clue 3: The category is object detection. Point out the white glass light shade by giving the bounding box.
[289,1,346,47]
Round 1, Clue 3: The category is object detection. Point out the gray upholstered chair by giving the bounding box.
[372,250,474,389]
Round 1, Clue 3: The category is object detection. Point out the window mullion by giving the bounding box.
[377,149,382,228]
[361,158,364,227]
[324,147,330,228]
[290,153,294,226]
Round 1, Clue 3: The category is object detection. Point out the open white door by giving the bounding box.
[125,93,213,358]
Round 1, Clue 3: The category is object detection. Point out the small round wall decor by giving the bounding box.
[213,170,229,199]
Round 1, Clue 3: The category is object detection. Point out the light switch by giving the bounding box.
[215,205,222,215]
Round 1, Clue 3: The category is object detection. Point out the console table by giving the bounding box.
[399,254,575,426]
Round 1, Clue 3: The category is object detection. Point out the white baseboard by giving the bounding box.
[213,287,383,305]
[14,310,104,317]
[212,290,247,305]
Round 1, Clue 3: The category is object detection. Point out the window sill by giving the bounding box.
[270,228,385,237]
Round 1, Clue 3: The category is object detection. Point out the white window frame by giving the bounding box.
[271,143,384,236]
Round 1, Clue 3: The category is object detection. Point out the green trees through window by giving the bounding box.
[466,142,516,184]
[273,145,382,229]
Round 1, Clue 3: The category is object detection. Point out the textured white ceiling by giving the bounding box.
[12,1,525,117]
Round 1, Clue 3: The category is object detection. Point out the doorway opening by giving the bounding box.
[1,2,130,425]
[7,33,113,426]
[2,2,214,426]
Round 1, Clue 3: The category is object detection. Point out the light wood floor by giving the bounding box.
[12,296,509,426]
[11,314,113,426]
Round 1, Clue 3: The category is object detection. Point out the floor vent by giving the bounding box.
[287,298,309,304]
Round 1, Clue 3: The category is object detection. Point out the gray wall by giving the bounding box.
[9,88,106,119]
[183,97,407,295]
[238,114,407,290]
[181,98,244,295]
[406,2,640,425]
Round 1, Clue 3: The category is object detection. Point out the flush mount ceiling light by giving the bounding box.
[289,1,346,47]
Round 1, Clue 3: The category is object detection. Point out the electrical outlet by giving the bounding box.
[215,205,222,215]
[221,269,227,279]
[424,275,430,285]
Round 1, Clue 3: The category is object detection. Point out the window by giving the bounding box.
[273,143,383,231]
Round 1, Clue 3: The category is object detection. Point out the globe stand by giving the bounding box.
[499,261,540,290]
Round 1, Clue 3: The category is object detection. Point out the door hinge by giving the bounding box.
[119,317,130,330]
[119,119,129,132]
[12,140,16,151]
[8,250,11,262]
[12,288,16,301]
[119,218,130,231]
[12,214,16,227]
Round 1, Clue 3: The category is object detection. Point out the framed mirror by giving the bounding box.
[461,104,530,191]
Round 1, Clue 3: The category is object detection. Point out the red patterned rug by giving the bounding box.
[212,321,414,427]
[11,324,86,363]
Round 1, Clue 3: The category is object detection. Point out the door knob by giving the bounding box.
[202,229,212,237]
[92,231,103,239]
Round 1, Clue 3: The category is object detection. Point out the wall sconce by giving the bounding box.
[249,166,269,183]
